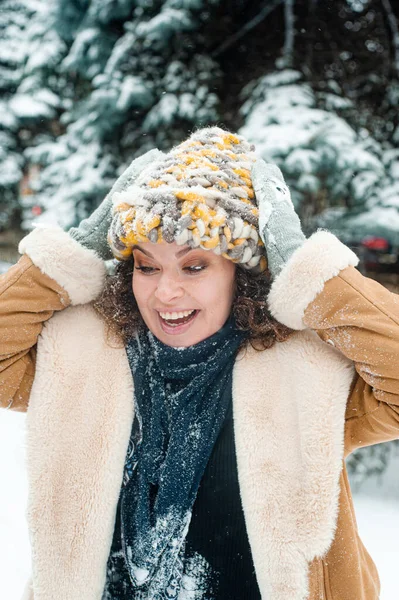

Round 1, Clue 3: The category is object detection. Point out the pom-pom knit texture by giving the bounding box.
[108,127,268,272]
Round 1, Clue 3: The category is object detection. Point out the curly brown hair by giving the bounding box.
[94,256,295,352]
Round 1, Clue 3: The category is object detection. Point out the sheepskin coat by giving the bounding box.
[1,226,399,600]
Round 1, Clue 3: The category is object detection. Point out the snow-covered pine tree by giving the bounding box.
[5,0,222,229]
[0,1,41,227]
[0,0,67,228]
[239,68,399,245]
[3,0,399,238]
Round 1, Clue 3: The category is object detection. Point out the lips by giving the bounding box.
[157,309,199,335]
[159,309,196,322]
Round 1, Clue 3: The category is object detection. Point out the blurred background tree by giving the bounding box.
[1,0,399,236]
[1,0,399,479]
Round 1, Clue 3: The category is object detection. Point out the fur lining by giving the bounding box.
[267,231,359,330]
[25,305,133,600]
[18,226,106,305]
[233,332,355,600]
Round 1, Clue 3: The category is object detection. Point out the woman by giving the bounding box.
[0,127,398,600]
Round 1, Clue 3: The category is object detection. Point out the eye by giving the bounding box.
[135,266,158,274]
[184,264,207,274]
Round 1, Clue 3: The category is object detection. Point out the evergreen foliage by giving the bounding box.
[1,0,399,241]
[239,69,399,243]
[2,0,222,228]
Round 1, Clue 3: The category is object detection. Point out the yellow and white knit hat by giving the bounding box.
[108,126,267,272]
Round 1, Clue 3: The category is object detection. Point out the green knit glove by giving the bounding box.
[251,159,306,279]
[69,148,165,260]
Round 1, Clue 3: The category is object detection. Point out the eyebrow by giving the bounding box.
[131,245,193,259]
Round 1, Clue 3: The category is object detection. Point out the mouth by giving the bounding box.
[157,309,200,335]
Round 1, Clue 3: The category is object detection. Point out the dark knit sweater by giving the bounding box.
[184,399,261,599]
[102,391,261,599]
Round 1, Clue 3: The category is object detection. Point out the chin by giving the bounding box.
[159,329,204,348]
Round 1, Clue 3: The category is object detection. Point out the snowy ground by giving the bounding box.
[0,411,398,599]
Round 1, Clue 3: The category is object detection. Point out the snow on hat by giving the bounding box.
[108,126,267,273]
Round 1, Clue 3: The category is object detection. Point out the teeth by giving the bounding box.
[159,310,196,320]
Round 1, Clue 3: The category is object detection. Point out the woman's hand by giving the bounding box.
[251,159,306,279]
[69,148,165,260]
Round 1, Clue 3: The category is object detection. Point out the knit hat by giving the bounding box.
[108,127,267,272]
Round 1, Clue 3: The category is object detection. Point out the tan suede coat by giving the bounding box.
[1,227,398,600]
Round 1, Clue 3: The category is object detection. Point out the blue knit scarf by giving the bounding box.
[120,316,248,597]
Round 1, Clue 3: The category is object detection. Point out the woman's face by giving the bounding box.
[132,242,236,347]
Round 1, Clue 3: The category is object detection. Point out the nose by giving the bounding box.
[154,272,184,304]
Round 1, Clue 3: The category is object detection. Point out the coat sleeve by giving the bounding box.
[267,230,399,457]
[0,227,107,412]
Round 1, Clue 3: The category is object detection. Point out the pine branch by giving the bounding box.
[211,0,284,58]
[381,0,399,76]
